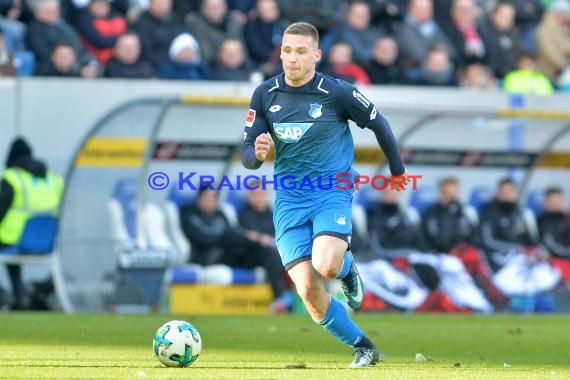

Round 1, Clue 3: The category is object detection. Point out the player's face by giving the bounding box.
[280,33,322,86]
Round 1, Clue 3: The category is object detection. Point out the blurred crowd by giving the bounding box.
[0,0,569,92]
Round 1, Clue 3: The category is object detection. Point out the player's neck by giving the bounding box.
[284,71,316,88]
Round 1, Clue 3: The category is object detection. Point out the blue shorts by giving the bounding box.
[274,190,353,270]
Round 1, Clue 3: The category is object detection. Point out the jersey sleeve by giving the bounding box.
[337,81,405,175]
[241,85,269,169]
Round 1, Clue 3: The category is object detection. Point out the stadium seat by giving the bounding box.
[469,186,495,214]
[409,187,437,216]
[109,178,177,252]
[164,184,198,263]
[108,177,139,245]
[525,188,544,216]
[0,215,73,312]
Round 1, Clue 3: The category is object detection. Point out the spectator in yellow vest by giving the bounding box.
[0,137,64,310]
[503,52,554,95]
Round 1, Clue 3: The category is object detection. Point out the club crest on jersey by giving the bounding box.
[334,213,347,225]
[273,123,313,143]
[308,103,323,118]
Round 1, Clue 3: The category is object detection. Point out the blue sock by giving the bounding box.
[335,251,353,280]
[318,297,364,347]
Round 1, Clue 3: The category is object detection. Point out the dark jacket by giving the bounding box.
[422,201,475,253]
[104,57,154,79]
[243,17,282,65]
[156,59,212,81]
[179,203,251,265]
[132,11,186,69]
[27,19,94,68]
[538,211,570,259]
[238,204,274,236]
[479,17,521,79]
[477,199,536,270]
[365,59,406,85]
[367,202,427,253]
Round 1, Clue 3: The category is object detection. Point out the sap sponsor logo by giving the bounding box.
[245,109,256,127]
[273,123,313,143]
[370,107,377,120]
[352,90,371,108]
[308,103,323,118]
[269,105,282,113]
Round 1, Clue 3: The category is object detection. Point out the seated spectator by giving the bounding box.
[367,187,428,253]
[212,37,254,81]
[396,0,456,79]
[478,177,537,272]
[156,32,212,80]
[503,51,554,95]
[131,0,186,70]
[458,59,496,88]
[35,41,97,77]
[334,1,384,65]
[0,29,16,76]
[0,137,64,310]
[361,188,492,313]
[536,0,570,81]
[538,186,570,282]
[104,32,154,78]
[477,178,561,306]
[441,0,486,67]
[321,42,371,86]
[422,177,505,305]
[365,36,405,85]
[513,0,544,54]
[480,1,521,79]
[243,0,283,78]
[422,177,475,254]
[179,186,285,305]
[27,0,98,73]
[368,0,406,34]
[278,0,341,36]
[187,0,243,67]
[76,0,127,66]
[237,184,290,312]
[411,43,459,86]
[238,185,275,245]
[0,0,33,51]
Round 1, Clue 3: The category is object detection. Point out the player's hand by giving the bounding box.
[391,170,410,191]
[254,133,272,161]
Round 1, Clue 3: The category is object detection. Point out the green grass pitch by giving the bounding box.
[0,313,568,379]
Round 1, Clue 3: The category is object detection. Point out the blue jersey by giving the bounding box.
[242,72,404,200]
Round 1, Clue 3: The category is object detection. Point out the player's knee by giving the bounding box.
[312,255,341,280]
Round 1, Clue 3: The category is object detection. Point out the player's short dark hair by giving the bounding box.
[284,22,319,45]
[545,186,563,197]
[498,177,516,189]
[438,176,458,190]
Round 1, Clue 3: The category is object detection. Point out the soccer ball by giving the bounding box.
[153,320,202,367]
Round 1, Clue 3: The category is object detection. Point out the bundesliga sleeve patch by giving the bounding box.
[245,109,256,127]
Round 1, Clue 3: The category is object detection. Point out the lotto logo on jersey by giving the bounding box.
[245,109,256,127]
[273,123,313,143]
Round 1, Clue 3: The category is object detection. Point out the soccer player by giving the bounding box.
[241,22,408,368]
